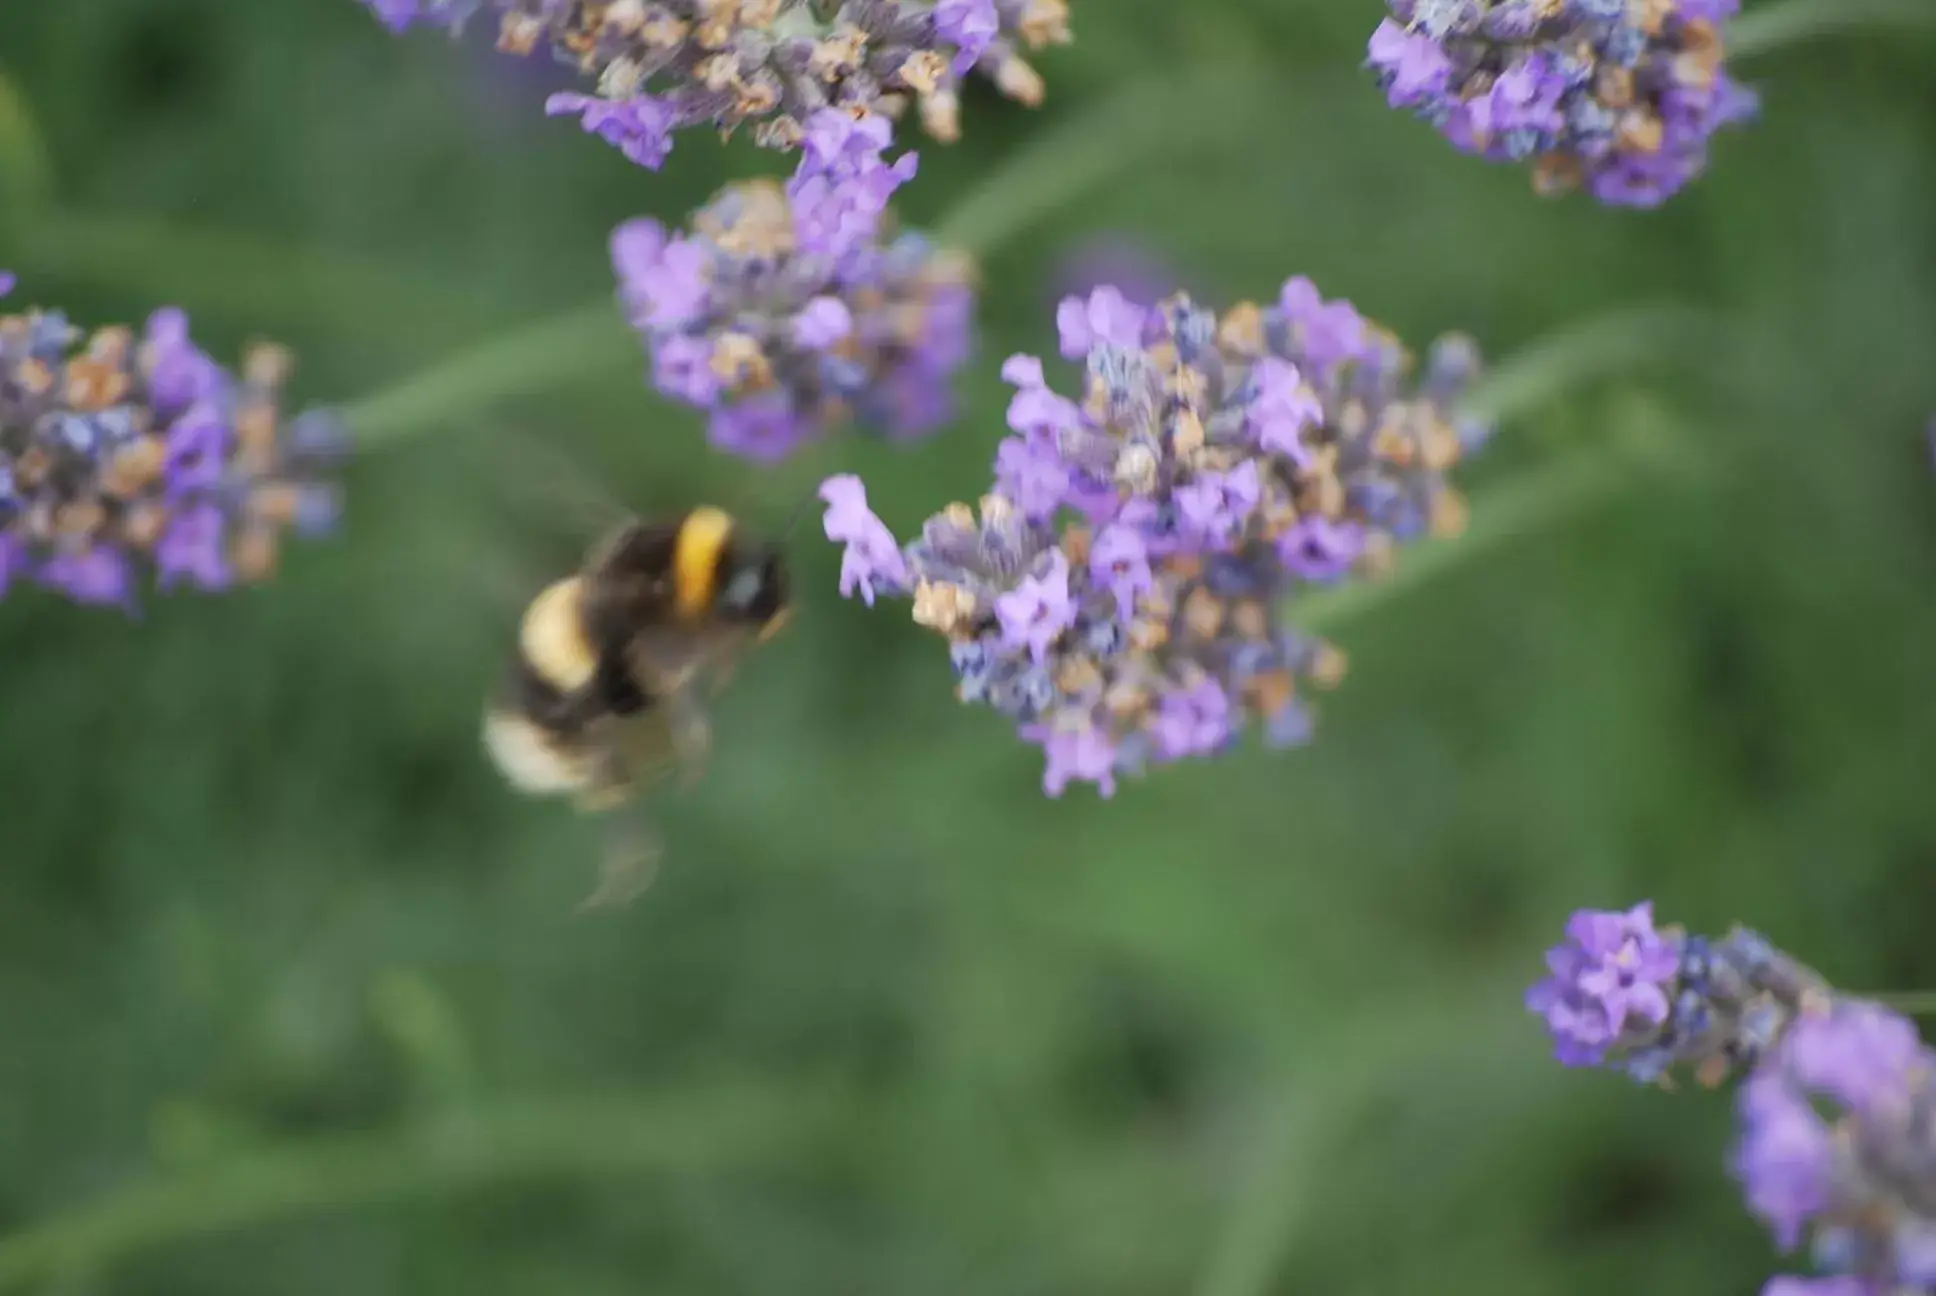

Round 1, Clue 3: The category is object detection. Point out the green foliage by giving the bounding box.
[1,1,1935,1293]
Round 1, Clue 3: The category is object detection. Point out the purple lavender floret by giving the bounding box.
[1732,1002,1936,1296]
[360,0,478,32]
[1760,1279,1873,1296]
[1366,0,1758,207]
[611,111,973,460]
[1527,902,1833,1086]
[821,276,1488,797]
[361,0,1072,168]
[820,474,910,604]
[1526,902,1680,1066]
[0,283,343,612]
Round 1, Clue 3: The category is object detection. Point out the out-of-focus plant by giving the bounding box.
[610,109,973,460]
[0,276,344,611]
[1366,0,1758,208]
[360,0,1071,167]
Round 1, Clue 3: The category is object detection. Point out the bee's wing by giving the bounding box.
[621,626,733,790]
[578,806,664,911]
[443,423,624,624]
[484,423,635,541]
[595,706,683,789]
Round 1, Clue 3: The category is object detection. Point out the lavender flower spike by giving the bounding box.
[363,0,1072,168]
[612,111,973,460]
[819,276,1490,798]
[1,284,345,610]
[1367,0,1759,207]
[1734,1002,1936,1296]
[1527,902,1831,1086]
[1534,900,1936,1294]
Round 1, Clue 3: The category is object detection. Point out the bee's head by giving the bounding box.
[717,538,790,635]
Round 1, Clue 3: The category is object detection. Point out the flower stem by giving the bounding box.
[0,72,53,241]
[1459,304,1706,426]
[1870,990,1936,1016]
[1192,992,1541,1296]
[1287,305,1702,635]
[0,1083,840,1291]
[1730,0,1936,59]
[1292,445,1632,635]
[935,63,1274,258]
[22,211,504,347]
[344,303,637,444]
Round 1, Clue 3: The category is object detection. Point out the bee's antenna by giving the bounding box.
[780,483,822,542]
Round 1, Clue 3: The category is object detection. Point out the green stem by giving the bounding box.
[341,67,1268,447]
[1870,990,1936,1016]
[1293,446,1631,635]
[0,73,53,238]
[1192,994,1537,1296]
[22,212,504,346]
[344,303,636,444]
[935,64,1272,257]
[1459,305,1705,426]
[0,1084,839,1290]
[1731,0,1936,59]
[1286,304,1700,634]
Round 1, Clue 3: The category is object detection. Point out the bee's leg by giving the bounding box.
[578,808,663,911]
[667,688,713,792]
[706,636,753,698]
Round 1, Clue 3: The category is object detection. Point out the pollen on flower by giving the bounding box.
[611,110,973,460]
[0,281,343,611]
[1365,0,1757,207]
[817,274,1491,797]
[361,0,1071,167]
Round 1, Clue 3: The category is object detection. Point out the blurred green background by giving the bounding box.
[2,1,1935,1293]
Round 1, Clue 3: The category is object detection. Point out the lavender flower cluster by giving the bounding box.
[822,278,1492,796]
[362,0,1071,168]
[1367,0,1759,207]
[1531,903,1936,1295]
[610,109,973,459]
[0,277,343,610]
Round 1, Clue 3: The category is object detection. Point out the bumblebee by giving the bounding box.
[482,506,791,907]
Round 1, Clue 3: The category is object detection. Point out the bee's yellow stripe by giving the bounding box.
[673,506,733,620]
[521,577,597,691]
